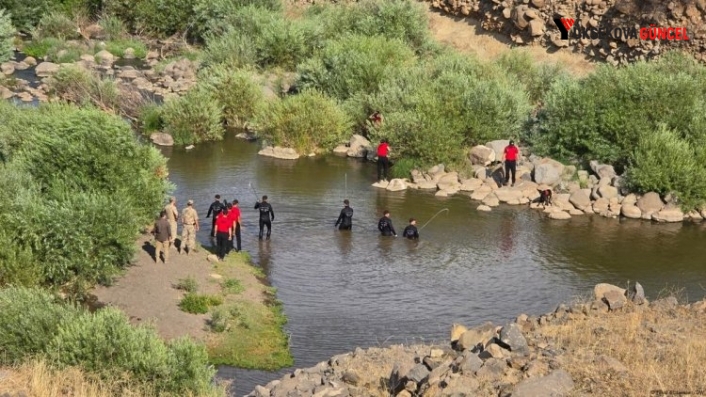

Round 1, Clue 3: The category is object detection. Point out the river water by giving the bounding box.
[160,135,706,396]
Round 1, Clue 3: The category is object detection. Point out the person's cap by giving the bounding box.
[187,199,193,205]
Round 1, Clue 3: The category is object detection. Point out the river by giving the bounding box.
[159,135,706,396]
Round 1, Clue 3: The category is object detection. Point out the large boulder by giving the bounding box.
[470,186,492,201]
[498,323,529,355]
[469,145,496,165]
[598,185,619,199]
[594,283,625,300]
[637,192,664,218]
[333,144,348,155]
[346,134,370,158]
[35,62,60,77]
[533,158,565,186]
[482,193,500,207]
[258,146,300,160]
[590,160,617,179]
[386,179,408,192]
[460,178,483,192]
[512,370,574,397]
[549,211,571,220]
[437,172,460,191]
[621,204,642,219]
[652,205,684,223]
[150,132,174,146]
[494,187,524,203]
[95,50,115,65]
[569,189,592,210]
[485,140,510,161]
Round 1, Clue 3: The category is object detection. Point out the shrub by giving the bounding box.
[624,125,706,210]
[191,0,283,40]
[495,50,567,104]
[100,0,140,32]
[0,0,51,32]
[197,65,266,128]
[179,293,223,314]
[21,37,61,58]
[49,66,120,111]
[0,230,42,287]
[104,38,147,58]
[297,34,416,101]
[175,276,198,293]
[221,278,243,295]
[161,87,225,145]
[0,9,15,63]
[209,306,234,333]
[259,90,352,154]
[32,11,78,40]
[134,0,193,37]
[98,14,125,40]
[138,101,164,133]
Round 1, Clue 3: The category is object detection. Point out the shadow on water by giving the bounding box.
[158,135,706,396]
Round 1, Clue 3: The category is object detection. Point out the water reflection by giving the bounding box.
[334,230,353,257]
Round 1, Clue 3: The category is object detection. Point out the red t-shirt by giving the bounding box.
[229,207,241,227]
[504,145,519,161]
[377,143,389,157]
[216,213,231,233]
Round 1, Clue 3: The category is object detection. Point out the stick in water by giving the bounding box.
[345,173,348,199]
[249,182,259,201]
[419,208,450,231]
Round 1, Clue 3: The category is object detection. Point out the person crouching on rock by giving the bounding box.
[378,210,397,237]
[376,139,391,183]
[402,218,419,240]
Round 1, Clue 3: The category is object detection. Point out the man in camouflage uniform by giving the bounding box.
[164,197,179,250]
[181,199,199,255]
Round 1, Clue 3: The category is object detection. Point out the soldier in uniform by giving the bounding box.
[164,197,179,250]
[180,199,199,255]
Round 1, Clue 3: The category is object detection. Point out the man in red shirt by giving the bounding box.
[502,140,519,187]
[229,200,242,253]
[215,208,232,261]
[376,139,391,182]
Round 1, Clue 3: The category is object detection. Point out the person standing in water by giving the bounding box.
[254,195,275,240]
[335,199,354,230]
[376,139,391,182]
[402,218,419,240]
[378,210,397,237]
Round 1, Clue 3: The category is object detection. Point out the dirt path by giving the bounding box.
[425,6,597,76]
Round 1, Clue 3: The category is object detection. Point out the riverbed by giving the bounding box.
[160,135,706,396]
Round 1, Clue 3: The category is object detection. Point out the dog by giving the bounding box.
[537,189,553,207]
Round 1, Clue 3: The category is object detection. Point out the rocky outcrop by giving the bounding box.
[149,132,174,147]
[428,0,706,66]
[35,62,60,77]
[346,134,371,158]
[258,146,300,160]
[469,145,495,165]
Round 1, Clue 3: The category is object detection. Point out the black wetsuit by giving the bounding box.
[335,206,353,230]
[378,216,396,237]
[254,201,275,239]
[206,200,225,236]
[402,225,419,240]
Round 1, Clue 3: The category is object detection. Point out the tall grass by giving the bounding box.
[197,65,266,128]
[161,87,225,145]
[0,9,16,62]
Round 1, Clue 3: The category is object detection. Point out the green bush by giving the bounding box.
[0,9,15,63]
[304,0,432,53]
[191,0,283,40]
[297,34,416,101]
[138,101,164,133]
[198,65,266,128]
[104,38,147,58]
[259,90,352,154]
[531,52,706,171]
[221,278,243,295]
[134,0,193,37]
[624,125,706,210]
[32,11,78,40]
[161,87,225,145]
[98,14,125,40]
[0,287,78,365]
[175,276,198,293]
[21,37,61,58]
[179,293,223,314]
[100,0,140,31]
[495,50,567,104]
[0,0,51,32]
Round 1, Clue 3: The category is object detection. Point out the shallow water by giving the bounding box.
[161,135,706,396]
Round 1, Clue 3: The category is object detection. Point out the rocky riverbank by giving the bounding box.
[247,282,706,396]
[426,0,706,66]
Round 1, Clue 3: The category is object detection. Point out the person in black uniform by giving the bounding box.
[402,218,419,240]
[378,210,397,237]
[206,194,225,237]
[254,195,275,240]
[335,199,354,230]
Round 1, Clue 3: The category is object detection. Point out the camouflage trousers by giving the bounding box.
[182,224,196,253]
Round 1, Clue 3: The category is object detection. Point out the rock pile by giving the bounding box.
[248,282,694,397]
[428,0,706,65]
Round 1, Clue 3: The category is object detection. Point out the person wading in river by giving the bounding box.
[230,199,242,252]
[254,195,275,240]
[215,207,232,261]
[376,139,391,182]
[502,140,519,187]
[335,199,354,231]
[206,194,225,237]
[402,218,419,240]
[378,210,397,237]
[180,200,199,255]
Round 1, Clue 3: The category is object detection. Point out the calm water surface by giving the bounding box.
[159,136,706,396]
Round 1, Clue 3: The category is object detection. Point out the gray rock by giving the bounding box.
[470,145,496,165]
[150,132,174,147]
[602,290,626,311]
[457,353,483,374]
[637,192,664,217]
[485,140,510,161]
[651,296,678,311]
[569,189,591,209]
[258,146,300,160]
[598,185,618,199]
[35,62,60,77]
[621,204,642,219]
[590,160,617,179]
[512,369,574,397]
[405,363,430,383]
[346,134,370,158]
[476,357,506,379]
[627,281,646,305]
[533,158,564,186]
[498,323,530,355]
[95,50,115,65]
[342,370,360,386]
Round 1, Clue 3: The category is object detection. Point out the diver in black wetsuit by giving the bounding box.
[206,194,225,237]
[335,199,354,230]
[254,195,275,240]
[378,210,397,237]
[402,218,419,240]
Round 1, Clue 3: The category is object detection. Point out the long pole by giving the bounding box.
[419,208,449,231]
[345,173,348,198]
[249,182,259,201]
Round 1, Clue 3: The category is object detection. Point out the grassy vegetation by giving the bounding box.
[205,252,293,370]
[175,277,199,293]
[179,293,223,314]
[104,38,148,58]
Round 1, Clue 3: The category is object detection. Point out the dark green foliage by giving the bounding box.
[495,50,568,105]
[34,11,79,40]
[0,9,15,63]
[197,65,266,128]
[259,90,352,154]
[297,34,416,101]
[138,101,164,133]
[191,0,283,40]
[0,0,51,32]
[134,0,194,37]
[179,293,223,314]
[161,87,225,145]
[100,0,139,31]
